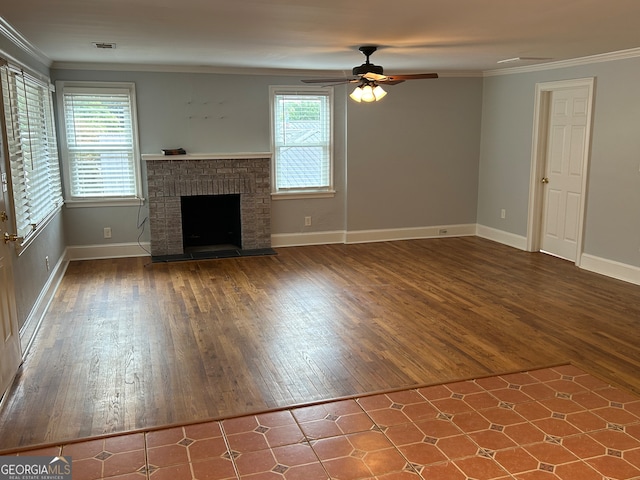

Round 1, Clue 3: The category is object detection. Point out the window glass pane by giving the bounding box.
[61,86,139,199]
[0,64,63,240]
[69,151,136,196]
[272,91,332,192]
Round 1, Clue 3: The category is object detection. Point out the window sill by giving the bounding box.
[15,204,63,256]
[271,190,336,200]
[64,198,145,208]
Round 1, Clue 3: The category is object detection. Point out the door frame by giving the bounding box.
[526,77,595,266]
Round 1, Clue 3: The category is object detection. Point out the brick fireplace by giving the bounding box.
[143,153,272,258]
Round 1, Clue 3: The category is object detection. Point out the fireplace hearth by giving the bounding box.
[143,153,273,261]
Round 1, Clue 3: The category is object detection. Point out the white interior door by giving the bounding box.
[539,85,591,261]
[0,140,21,399]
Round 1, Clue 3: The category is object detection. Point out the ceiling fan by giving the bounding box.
[301,46,438,102]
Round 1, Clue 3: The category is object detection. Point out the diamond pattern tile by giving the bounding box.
[4,365,640,479]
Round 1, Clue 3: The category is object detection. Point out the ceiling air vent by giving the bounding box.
[93,42,116,49]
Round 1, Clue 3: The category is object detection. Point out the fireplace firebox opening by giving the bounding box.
[181,194,241,253]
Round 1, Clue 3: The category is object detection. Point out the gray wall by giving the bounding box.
[347,77,482,231]
[51,68,482,243]
[13,212,66,327]
[478,58,640,267]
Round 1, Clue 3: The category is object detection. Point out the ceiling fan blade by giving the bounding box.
[361,72,387,82]
[301,48,439,89]
[385,73,439,81]
[301,77,358,84]
[377,79,406,85]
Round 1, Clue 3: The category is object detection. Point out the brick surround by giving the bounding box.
[144,154,271,257]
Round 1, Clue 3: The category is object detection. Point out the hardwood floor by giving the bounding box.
[1,237,639,451]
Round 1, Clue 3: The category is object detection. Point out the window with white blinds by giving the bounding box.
[270,87,333,194]
[0,63,63,242]
[58,82,141,202]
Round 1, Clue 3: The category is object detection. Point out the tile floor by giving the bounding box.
[6,364,640,479]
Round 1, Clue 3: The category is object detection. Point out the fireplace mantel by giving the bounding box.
[142,152,272,162]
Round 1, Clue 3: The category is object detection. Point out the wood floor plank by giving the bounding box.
[1,237,639,450]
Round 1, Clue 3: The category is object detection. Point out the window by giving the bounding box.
[57,82,141,203]
[0,61,63,244]
[270,87,334,196]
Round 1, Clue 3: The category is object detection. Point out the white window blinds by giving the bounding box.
[60,85,139,199]
[272,90,333,192]
[0,63,63,241]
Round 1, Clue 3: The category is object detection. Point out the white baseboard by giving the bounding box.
[19,253,69,358]
[476,224,528,251]
[66,242,151,261]
[476,224,640,285]
[345,224,476,244]
[271,224,476,248]
[271,231,345,248]
[580,253,640,286]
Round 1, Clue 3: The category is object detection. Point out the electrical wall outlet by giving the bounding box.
[45,256,50,271]
[501,209,506,219]
[304,216,312,226]
[103,227,112,238]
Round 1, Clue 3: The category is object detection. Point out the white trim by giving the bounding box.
[272,224,475,247]
[0,17,51,68]
[142,152,272,161]
[484,46,640,77]
[64,198,145,208]
[526,77,595,266]
[475,225,527,251]
[580,254,640,286]
[271,230,345,247]
[527,83,550,253]
[56,81,143,202]
[66,242,151,261]
[345,224,476,244]
[52,63,357,77]
[269,86,334,195]
[19,254,69,359]
[50,61,482,78]
[271,190,336,200]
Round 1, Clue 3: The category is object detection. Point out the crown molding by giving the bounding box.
[50,60,483,78]
[50,61,347,77]
[0,16,51,68]
[484,46,640,77]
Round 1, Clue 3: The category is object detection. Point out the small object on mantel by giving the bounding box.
[162,148,187,155]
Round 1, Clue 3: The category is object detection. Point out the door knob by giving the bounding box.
[541,177,549,184]
[3,232,22,244]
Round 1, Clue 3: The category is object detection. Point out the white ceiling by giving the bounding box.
[2,0,640,76]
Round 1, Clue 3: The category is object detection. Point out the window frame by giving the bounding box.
[269,86,335,199]
[0,60,64,250]
[56,81,143,207]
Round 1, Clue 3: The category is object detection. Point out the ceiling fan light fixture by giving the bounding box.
[360,85,375,102]
[350,83,387,103]
[349,86,364,102]
[372,85,387,100]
